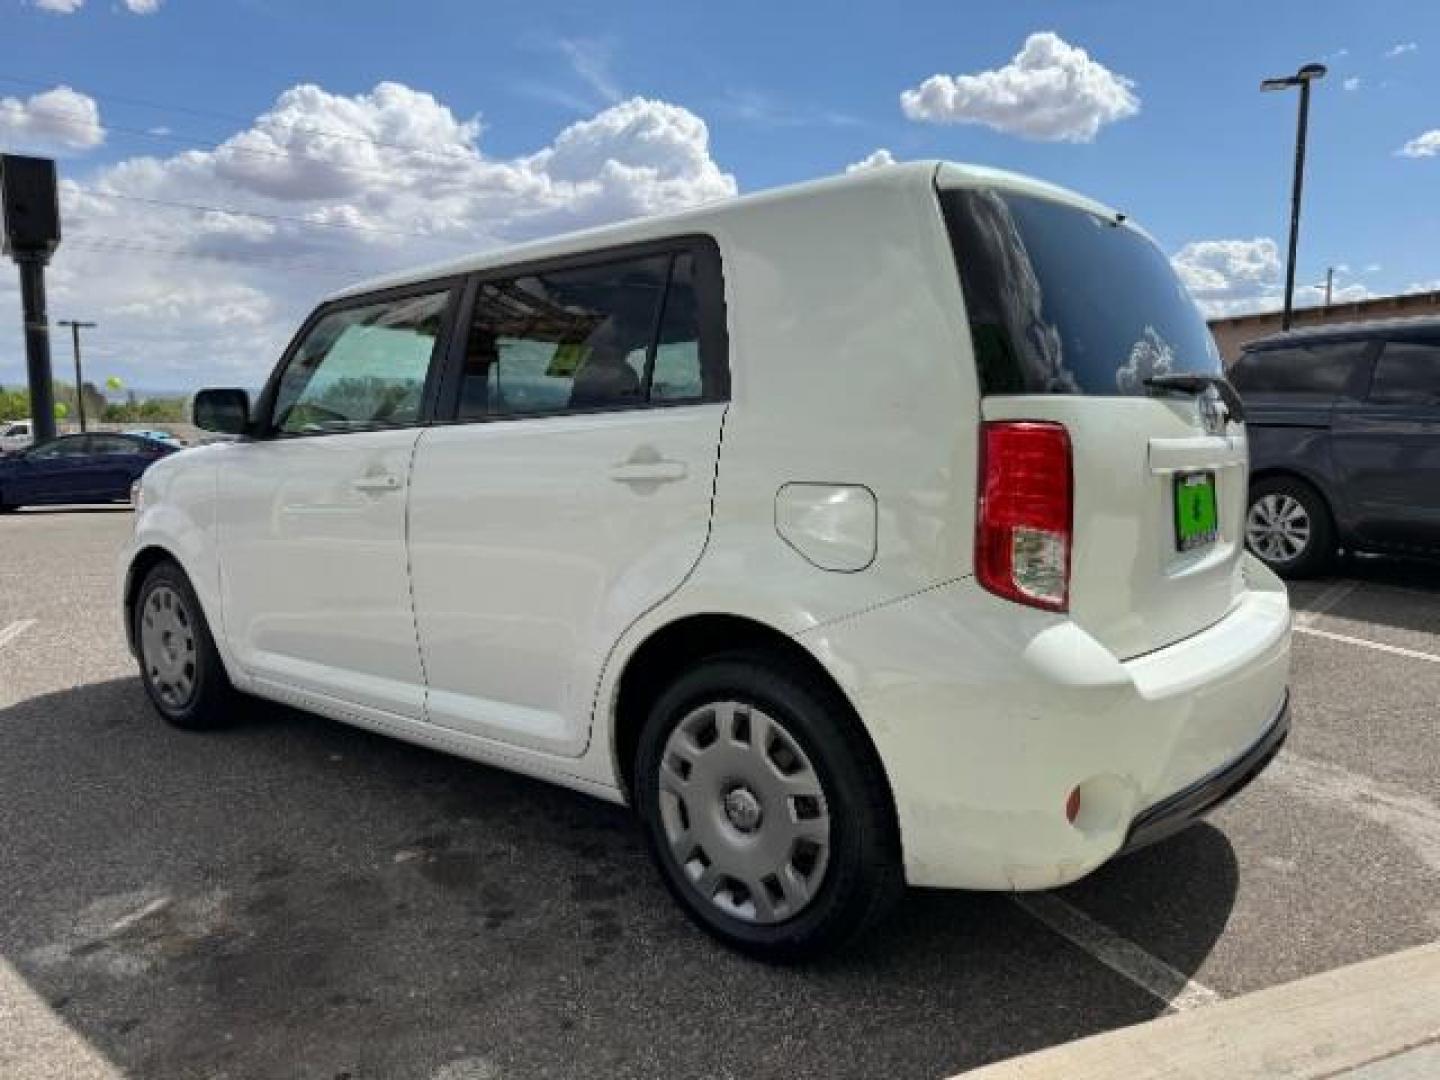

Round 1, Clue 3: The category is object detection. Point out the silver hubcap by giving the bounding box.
[658,701,831,925]
[139,584,197,711]
[1247,493,1311,564]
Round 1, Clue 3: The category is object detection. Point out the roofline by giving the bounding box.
[326,160,1124,302]
[1240,311,1440,350]
[1208,290,1440,329]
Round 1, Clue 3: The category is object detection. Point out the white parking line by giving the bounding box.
[1013,893,1221,1013]
[1266,751,1440,873]
[0,619,36,651]
[1294,580,1357,627]
[1293,625,1440,664]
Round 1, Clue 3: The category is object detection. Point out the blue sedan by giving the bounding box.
[0,433,178,511]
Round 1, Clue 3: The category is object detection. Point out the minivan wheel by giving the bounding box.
[134,561,237,730]
[634,654,902,961]
[1245,477,1335,578]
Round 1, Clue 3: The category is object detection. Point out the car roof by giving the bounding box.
[327,160,1126,302]
[1244,315,1440,351]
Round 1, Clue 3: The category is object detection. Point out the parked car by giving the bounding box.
[0,419,33,456]
[0,432,177,511]
[1232,318,1440,577]
[124,428,185,448]
[121,162,1292,959]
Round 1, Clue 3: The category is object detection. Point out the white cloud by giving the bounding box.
[900,32,1139,142]
[1386,42,1418,58]
[1343,76,1361,91]
[28,0,160,11]
[1398,130,1440,158]
[1171,238,1281,311]
[0,82,736,390]
[845,148,897,173]
[1172,238,1380,317]
[0,84,104,152]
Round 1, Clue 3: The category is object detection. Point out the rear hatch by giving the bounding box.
[939,173,1246,660]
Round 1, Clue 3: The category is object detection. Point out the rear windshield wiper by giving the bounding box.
[1142,373,1246,424]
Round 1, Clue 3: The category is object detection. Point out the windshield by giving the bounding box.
[940,187,1222,396]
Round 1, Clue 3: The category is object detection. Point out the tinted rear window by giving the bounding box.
[1230,342,1366,398]
[941,188,1222,396]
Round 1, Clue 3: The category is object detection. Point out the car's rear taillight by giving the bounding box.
[976,421,1072,612]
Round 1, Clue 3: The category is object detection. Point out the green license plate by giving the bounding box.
[1174,471,1219,552]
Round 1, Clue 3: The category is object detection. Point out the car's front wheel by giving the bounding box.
[634,653,902,961]
[134,560,238,730]
[1245,476,1335,578]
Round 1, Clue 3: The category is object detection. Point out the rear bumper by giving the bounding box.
[1120,690,1289,855]
[798,555,1292,891]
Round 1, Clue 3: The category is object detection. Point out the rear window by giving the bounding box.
[940,188,1222,396]
[1230,342,1366,398]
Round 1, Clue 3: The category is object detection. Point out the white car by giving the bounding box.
[121,162,1291,959]
[0,419,33,456]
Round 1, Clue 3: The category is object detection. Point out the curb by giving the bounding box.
[957,942,1440,1080]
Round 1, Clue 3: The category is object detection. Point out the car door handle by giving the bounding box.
[608,461,688,484]
[351,473,402,493]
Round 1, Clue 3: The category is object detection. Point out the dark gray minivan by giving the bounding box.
[1232,317,1440,576]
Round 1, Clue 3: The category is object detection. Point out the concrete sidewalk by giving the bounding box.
[0,958,122,1080]
[960,942,1440,1079]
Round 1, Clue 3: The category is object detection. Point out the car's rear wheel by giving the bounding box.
[134,561,237,730]
[1245,476,1335,578]
[634,653,902,961]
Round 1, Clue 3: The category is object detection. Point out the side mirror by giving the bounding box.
[193,388,251,435]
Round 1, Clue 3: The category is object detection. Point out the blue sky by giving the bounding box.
[1,0,1437,389]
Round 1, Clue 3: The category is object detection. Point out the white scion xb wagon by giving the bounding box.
[122,162,1292,959]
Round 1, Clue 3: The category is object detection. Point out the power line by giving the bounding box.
[0,73,481,162]
[70,186,474,246]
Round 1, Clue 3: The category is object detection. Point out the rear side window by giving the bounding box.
[90,435,139,455]
[1369,340,1440,405]
[1230,343,1365,399]
[456,248,710,420]
[941,187,1222,396]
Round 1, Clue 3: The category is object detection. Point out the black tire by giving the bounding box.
[1246,476,1336,579]
[133,560,238,730]
[634,652,902,961]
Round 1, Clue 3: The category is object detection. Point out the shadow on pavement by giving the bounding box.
[0,678,1240,1080]
[1291,553,1440,640]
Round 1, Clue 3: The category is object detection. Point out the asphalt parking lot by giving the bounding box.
[2,508,1438,1080]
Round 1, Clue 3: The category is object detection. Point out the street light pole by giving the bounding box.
[1262,63,1327,331]
[57,319,97,432]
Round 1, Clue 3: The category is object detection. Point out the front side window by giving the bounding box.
[1369,340,1440,405]
[1231,343,1365,399]
[941,188,1223,396]
[457,250,704,419]
[271,289,451,435]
